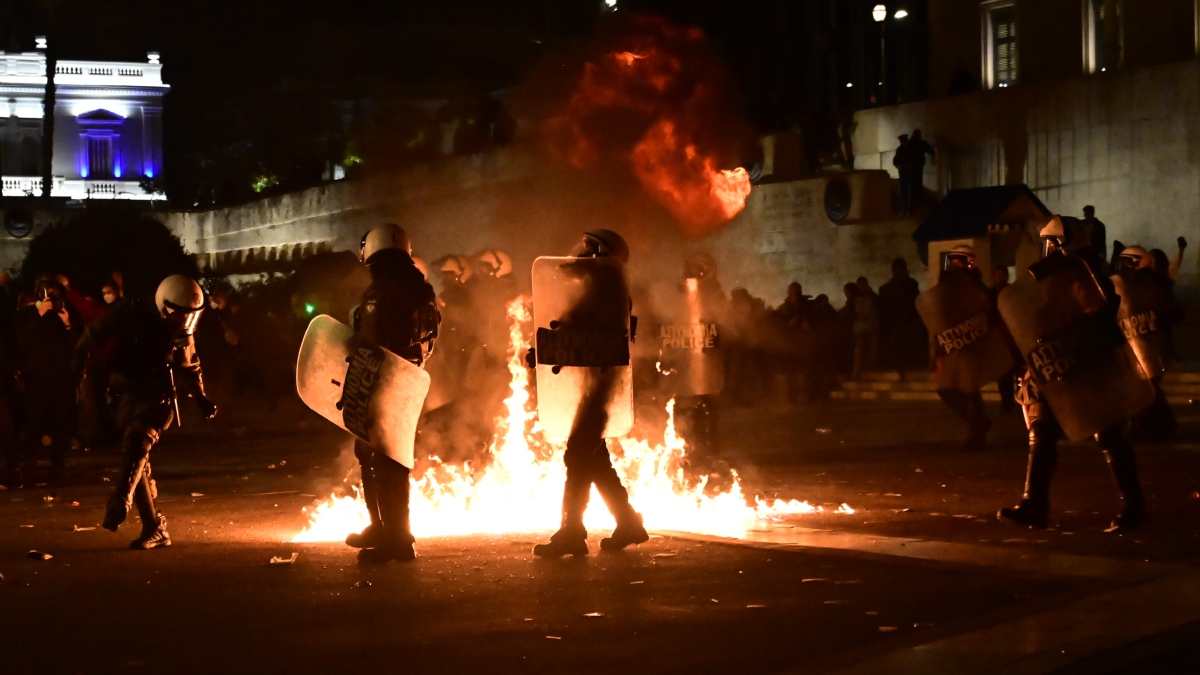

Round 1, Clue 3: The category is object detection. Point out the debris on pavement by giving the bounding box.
[269,553,299,565]
[191,493,204,498]
[583,612,604,618]
[19,524,33,528]
[27,551,52,560]
[652,552,677,558]
[815,428,832,434]
[746,604,766,609]
[545,636,561,640]
[878,626,898,632]
[73,525,95,532]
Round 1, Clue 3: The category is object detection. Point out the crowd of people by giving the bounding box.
[715,257,928,406]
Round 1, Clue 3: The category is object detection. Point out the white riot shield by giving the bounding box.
[532,256,633,439]
[1111,269,1173,380]
[998,255,1154,441]
[915,270,1016,393]
[656,278,725,397]
[296,315,430,468]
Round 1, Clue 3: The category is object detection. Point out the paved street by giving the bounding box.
[2,397,1200,673]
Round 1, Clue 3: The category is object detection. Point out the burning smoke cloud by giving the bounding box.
[544,16,753,238]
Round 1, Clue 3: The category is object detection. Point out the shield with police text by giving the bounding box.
[532,256,633,439]
[654,278,725,396]
[916,270,1016,393]
[998,255,1153,441]
[296,315,430,468]
[1111,269,1173,380]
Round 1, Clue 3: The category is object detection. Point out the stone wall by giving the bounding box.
[161,151,926,308]
[854,58,1200,292]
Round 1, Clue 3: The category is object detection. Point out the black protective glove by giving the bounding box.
[1179,236,1188,250]
[196,395,218,421]
[525,347,536,370]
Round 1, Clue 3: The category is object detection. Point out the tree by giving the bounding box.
[19,211,197,301]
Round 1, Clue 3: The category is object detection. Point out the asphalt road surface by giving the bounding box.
[2,397,1199,674]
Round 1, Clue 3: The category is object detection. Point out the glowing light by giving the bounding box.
[113,165,122,178]
[544,19,752,237]
[304,303,316,315]
[872,4,887,22]
[894,9,909,19]
[292,297,848,543]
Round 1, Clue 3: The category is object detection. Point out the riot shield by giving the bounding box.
[1111,269,1173,380]
[915,270,1016,393]
[296,315,431,468]
[532,256,633,439]
[998,255,1154,441]
[654,278,725,397]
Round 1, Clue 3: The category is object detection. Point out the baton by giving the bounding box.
[169,367,182,427]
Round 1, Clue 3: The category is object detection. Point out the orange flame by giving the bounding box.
[292,297,849,543]
[546,20,751,237]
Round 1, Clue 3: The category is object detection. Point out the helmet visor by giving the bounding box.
[163,300,204,335]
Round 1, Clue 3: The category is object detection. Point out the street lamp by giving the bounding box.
[873,5,887,103]
[894,9,909,19]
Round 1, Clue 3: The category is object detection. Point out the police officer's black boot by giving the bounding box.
[346,451,383,549]
[999,422,1057,529]
[358,457,415,564]
[594,461,648,551]
[103,449,149,532]
[129,468,170,550]
[1100,431,1147,530]
[533,473,590,558]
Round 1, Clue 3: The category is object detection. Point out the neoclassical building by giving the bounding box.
[0,44,167,201]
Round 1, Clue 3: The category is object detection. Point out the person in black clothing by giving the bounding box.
[531,229,649,558]
[999,220,1146,531]
[878,258,925,380]
[1082,206,1107,262]
[344,223,440,564]
[895,130,935,215]
[16,277,81,484]
[75,275,217,549]
[989,265,1019,414]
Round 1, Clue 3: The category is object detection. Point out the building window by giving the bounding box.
[982,2,1018,89]
[1084,0,1123,73]
[88,137,113,179]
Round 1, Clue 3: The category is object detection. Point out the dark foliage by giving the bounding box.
[19,211,197,302]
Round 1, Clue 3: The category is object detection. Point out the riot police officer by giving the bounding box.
[345,223,440,563]
[530,229,649,558]
[660,253,726,462]
[1113,246,1178,442]
[74,275,218,549]
[918,245,1011,451]
[998,217,1153,530]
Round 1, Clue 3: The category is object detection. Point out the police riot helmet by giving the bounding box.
[476,249,513,278]
[1039,215,1090,257]
[944,244,976,270]
[155,274,205,335]
[436,254,473,284]
[1116,245,1151,272]
[578,229,630,264]
[360,223,411,263]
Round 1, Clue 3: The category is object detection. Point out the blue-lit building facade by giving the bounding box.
[0,47,167,200]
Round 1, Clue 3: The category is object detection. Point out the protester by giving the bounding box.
[851,277,880,380]
[15,276,81,483]
[878,258,925,379]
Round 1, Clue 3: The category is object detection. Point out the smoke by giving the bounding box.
[538,15,755,238]
[356,14,762,468]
